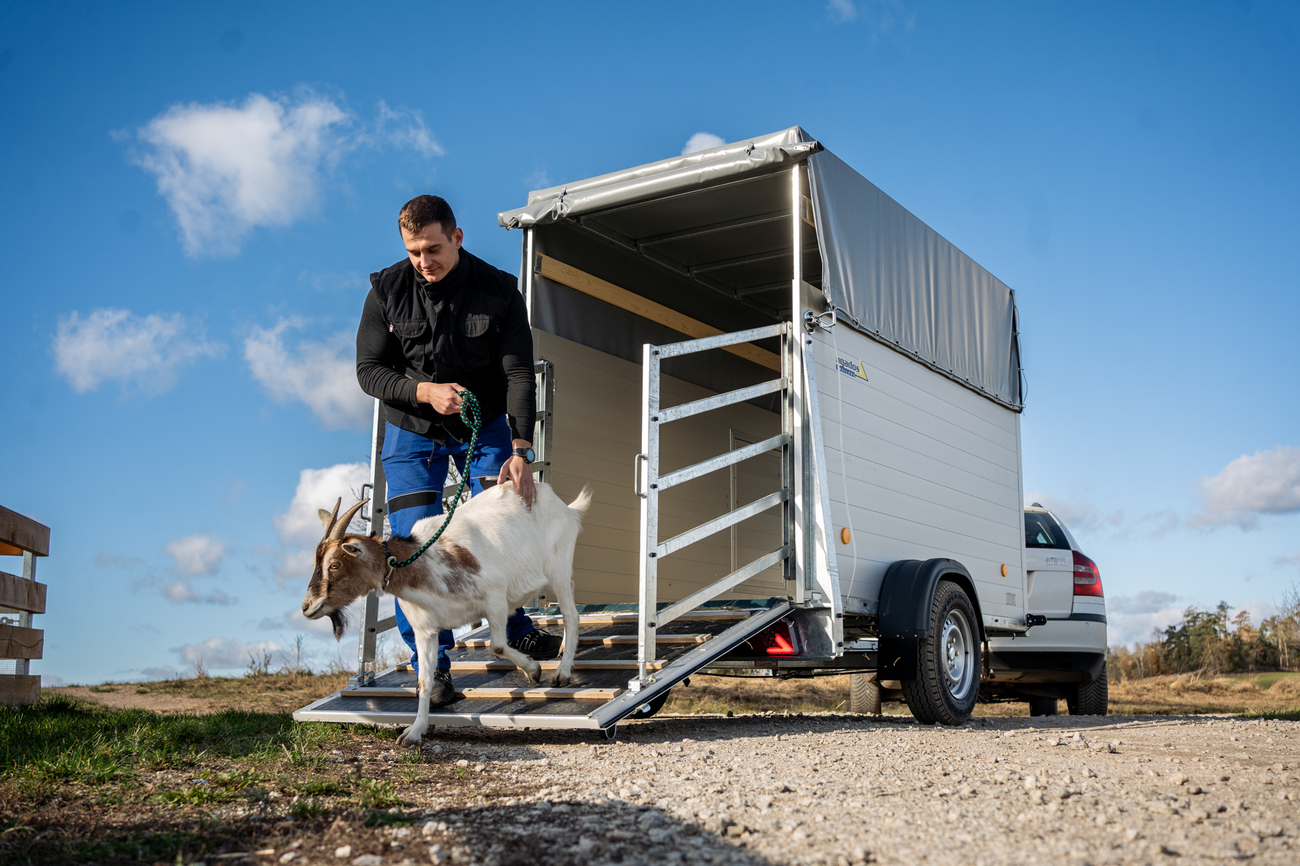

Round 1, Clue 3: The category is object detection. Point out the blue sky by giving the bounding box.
[2,1,1297,685]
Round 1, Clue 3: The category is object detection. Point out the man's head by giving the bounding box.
[399,195,463,283]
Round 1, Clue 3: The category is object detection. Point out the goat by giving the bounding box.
[301,482,592,747]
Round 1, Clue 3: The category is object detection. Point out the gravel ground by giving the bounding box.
[336,711,1299,866]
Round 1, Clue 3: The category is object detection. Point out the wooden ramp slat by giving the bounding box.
[341,685,621,702]
[0,625,43,660]
[447,659,663,672]
[528,610,751,626]
[455,633,710,650]
[0,571,46,614]
[0,506,49,557]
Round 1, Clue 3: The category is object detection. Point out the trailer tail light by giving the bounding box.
[1072,551,1103,597]
[745,621,800,656]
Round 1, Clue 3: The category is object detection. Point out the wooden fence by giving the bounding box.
[1,504,49,706]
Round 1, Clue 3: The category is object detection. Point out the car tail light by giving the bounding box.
[1073,550,1103,597]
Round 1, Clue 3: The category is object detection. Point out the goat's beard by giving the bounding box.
[328,608,348,641]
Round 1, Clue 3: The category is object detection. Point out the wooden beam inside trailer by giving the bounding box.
[534,254,781,373]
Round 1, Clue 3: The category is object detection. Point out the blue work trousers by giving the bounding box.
[381,413,534,671]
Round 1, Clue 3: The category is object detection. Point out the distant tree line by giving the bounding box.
[1107,585,1300,682]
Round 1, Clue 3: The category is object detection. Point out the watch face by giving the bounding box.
[514,448,535,463]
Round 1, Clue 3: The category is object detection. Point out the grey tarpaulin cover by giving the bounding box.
[807,150,1023,409]
[499,126,1023,410]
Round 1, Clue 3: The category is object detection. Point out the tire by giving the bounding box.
[900,579,982,726]
[849,673,882,715]
[1067,668,1109,715]
[1027,695,1059,716]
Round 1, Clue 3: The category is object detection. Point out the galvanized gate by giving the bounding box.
[631,322,795,688]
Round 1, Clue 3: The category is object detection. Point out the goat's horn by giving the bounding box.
[331,499,369,540]
[320,497,342,536]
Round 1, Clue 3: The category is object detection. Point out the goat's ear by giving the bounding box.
[317,508,335,530]
[341,541,363,556]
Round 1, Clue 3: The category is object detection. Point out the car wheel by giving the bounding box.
[901,580,981,726]
[1067,668,1109,715]
[849,673,882,714]
[1027,695,1058,716]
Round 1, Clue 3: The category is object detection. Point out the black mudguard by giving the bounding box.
[877,558,981,680]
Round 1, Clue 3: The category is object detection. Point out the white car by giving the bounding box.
[982,505,1109,715]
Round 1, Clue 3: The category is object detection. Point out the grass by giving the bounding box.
[0,694,490,865]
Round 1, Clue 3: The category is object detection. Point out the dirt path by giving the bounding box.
[385,711,1298,866]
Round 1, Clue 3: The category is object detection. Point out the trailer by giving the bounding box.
[295,126,1029,733]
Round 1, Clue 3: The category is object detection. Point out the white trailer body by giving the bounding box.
[296,127,1030,731]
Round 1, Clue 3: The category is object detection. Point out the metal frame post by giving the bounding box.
[635,344,661,686]
[790,163,809,604]
[14,551,35,676]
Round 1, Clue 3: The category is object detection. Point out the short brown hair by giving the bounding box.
[398,195,457,237]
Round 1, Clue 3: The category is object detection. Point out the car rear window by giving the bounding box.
[1025,511,1071,549]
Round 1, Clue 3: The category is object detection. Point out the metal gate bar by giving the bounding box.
[635,321,793,684]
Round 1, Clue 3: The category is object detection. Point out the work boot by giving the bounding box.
[429,668,457,707]
[508,628,563,660]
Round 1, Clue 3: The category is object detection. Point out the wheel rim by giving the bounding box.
[941,608,975,701]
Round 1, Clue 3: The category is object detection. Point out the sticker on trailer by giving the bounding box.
[836,356,869,382]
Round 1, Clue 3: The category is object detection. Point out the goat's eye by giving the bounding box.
[329,561,340,570]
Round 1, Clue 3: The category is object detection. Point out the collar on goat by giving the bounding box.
[381,390,482,575]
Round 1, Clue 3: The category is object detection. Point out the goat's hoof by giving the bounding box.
[397,727,424,748]
[552,670,572,687]
[523,663,542,684]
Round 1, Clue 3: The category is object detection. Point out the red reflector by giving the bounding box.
[1072,550,1103,597]
[766,631,797,655]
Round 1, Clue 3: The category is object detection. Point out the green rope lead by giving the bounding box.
[383,390,482,571]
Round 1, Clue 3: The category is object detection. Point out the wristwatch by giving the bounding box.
[512,447,535,464]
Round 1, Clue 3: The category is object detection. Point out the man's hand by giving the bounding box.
[415,381,465,415]
[498,455,536,509]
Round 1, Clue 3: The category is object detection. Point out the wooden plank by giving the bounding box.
[340,685,621,701]
[528,610,751,626]
[0,506,50,557]
[0,571,46,614]
[0,625,43,660]
[448,659,663,672]
[456,633,710,650]
[0,674,41,706]
[536,254,781,373]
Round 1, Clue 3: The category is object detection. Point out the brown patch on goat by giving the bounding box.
[435,541,480,595]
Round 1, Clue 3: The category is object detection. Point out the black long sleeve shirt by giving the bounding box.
[356,249,535,444]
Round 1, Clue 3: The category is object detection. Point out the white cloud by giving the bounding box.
[134,93,350,256]
[1024,491,1124,538]
[272,461,371,587]
[159,580,236,605]
[682,132,726,155]
[244,319,372,429]
[173,636,283,673]
[53,308,224,394]
[1190,446,1300,529]
[131,93,445,256]
[1106,590,1185,647]
[525,167,552,189]
[373,101,444,158]
[827,0,858,23]
[164,533,226,576]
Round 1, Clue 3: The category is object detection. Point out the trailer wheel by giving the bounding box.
[849,673,882,715]
[1027,695,1058,716]
[1067,668,1109,716]
[901,580,981,726]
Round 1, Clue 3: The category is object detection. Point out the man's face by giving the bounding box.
[401,222,463,282]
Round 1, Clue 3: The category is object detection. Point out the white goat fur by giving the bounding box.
[302,482,591,747]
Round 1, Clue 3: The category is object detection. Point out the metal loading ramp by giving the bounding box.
[293,599,793,732]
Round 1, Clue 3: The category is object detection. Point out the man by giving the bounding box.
[356,194,560,706]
